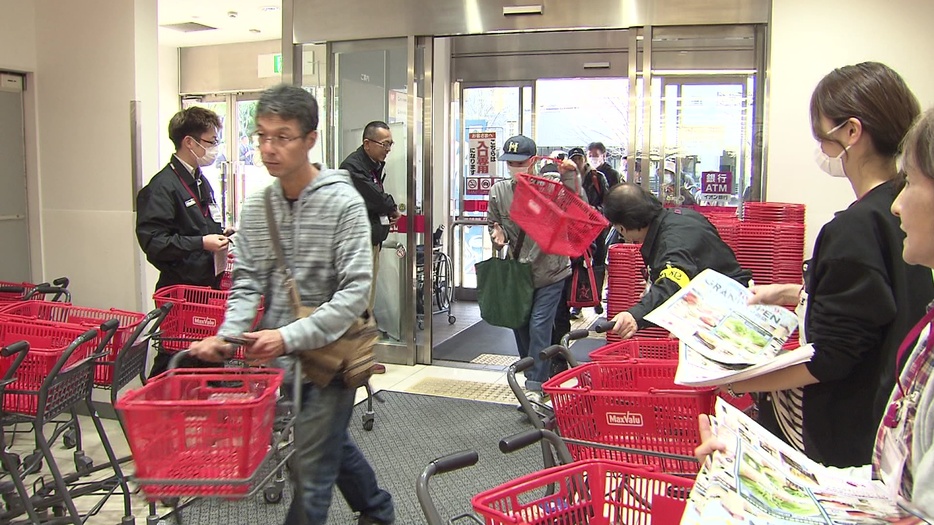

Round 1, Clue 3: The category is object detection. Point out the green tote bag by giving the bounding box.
[475,232,534,329]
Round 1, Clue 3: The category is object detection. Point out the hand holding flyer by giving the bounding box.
[643,269,814,387]
[682,399,925,524]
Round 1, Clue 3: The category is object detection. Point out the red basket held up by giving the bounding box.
[509,172,608,257]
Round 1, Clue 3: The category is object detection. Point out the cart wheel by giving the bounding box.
[448,315,456,325]
[263,485,283,504]
[2,452,20,473]
[74,451,93,474]
[63,428,77,449]
[23,451,42,475]
[362,412,375,431]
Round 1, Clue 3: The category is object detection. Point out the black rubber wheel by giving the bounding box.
[448,315,456,324]
[263,486,283,504]
[63,429,77,449]
[362,412,375,431]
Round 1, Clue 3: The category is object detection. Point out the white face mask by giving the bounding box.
[814,146,848,178]
[588,155,604,169]
[814,121,850,178]
[507,163,530,179]
[190,139,219,167]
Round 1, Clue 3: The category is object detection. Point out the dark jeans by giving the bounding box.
[513,279,565,391]
[284,381,394,525]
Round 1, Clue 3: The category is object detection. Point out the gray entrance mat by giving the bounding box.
[164,390,543,524]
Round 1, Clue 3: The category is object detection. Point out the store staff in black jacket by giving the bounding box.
[340,120,400,308]
[136,107,229,375]
[605,183,751,338]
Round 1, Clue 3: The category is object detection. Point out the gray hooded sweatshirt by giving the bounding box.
[218,166,372,358]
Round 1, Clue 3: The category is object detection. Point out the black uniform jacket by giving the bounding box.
[340,146,397,246]
[136,156,223,290]
[629,207,751,324]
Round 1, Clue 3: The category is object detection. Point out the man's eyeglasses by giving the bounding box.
[367,139,394,150]
[191,136,220,147]
[252,133,304,148]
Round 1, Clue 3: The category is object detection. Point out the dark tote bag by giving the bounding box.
[475,232,534,329]
[568,251,600,308]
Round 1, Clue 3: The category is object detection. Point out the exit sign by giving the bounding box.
[258,53,283,78]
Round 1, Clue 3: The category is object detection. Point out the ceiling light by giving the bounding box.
[261,6,280,12]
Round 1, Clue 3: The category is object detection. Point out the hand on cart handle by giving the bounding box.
[240,330,285,364]
[187,336,238,364]
[610,311,638,339]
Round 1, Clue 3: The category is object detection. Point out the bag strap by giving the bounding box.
[511,231,526,260]
[264,187,304,312]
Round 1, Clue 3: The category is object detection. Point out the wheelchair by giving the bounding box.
[416,225,456,330]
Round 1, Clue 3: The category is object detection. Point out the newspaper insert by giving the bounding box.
[682,398,924,524]
[643,269,814,387]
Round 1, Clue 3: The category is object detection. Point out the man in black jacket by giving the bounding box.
[340,121,400,310]
[587,142,621,188]
[604,183,751,339]
[136,106,231,375]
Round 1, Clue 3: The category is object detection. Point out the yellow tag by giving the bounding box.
[657,264,690,288]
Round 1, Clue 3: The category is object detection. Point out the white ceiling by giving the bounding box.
[158,0,283,48]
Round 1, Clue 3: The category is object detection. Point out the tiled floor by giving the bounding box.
[9,304,611,524]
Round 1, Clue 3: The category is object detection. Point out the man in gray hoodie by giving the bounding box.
[190,85,394,525]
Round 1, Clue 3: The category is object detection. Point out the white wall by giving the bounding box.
[0,0,36,72]
[33,0,157,310]
[766,0,934,256]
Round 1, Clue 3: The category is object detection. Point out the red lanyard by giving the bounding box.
[170,164,209,218]
[894,308,934,399]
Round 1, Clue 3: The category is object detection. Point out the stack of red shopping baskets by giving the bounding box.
[543,359,716,474]
[152,285,263,354]
[734,222,805,285]
[743,201,806,223]
[0,302,145,387]
[510,172,608,257]
[605,244,669,341]
[0,320,100,415]
[471,458,693,525]
[116,367,283,498]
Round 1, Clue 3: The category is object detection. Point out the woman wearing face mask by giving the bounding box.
[487,134,584,402]
[719,62,934,468]
[698,108,934,519]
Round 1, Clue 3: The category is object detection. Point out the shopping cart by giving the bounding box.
[117,349,299,524]
[0,319,135,525]
[418,429,693,525]
[0,277,71,305]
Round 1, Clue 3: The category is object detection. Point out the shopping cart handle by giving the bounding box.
[0,285,25,294]
[167,349,191,370]
[499,429,544,454]
[430,450,479,475]
[511,357,534,373]
[52,276,69,288]
[566,329,590,341]
[540,345,565,361]
[593,320,616,333]
[1,341,29,358]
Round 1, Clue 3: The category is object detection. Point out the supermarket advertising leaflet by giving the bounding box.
[681,399,921,525]
[643,268,812,386]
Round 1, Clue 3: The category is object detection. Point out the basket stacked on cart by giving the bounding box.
[605,244,670,341]
[0,301,145,386]
[116,367,283,498]
[471,458,693,525]
[0,320,101,415]
[510,173,608,257]
[543,359,716,474]
[588,338,757,414]
[153,285,263,353]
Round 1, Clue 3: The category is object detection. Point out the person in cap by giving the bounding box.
[487,135,583,403]
[588,141,621,187]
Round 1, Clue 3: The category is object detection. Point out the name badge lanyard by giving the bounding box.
[883,308,934,428]
[171,164,209,219]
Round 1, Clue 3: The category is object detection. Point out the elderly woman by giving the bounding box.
[698,107,934,518]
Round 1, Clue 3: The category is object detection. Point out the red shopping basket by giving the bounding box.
[115,367,283,498]
[589,339,680,362]
[0,281,33,304]
[153,285,263,352]
[0,301,145,387]
[471,459,693,525]
[510,174,608,256]
[0,320,100,415]
[543,360,715,473]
